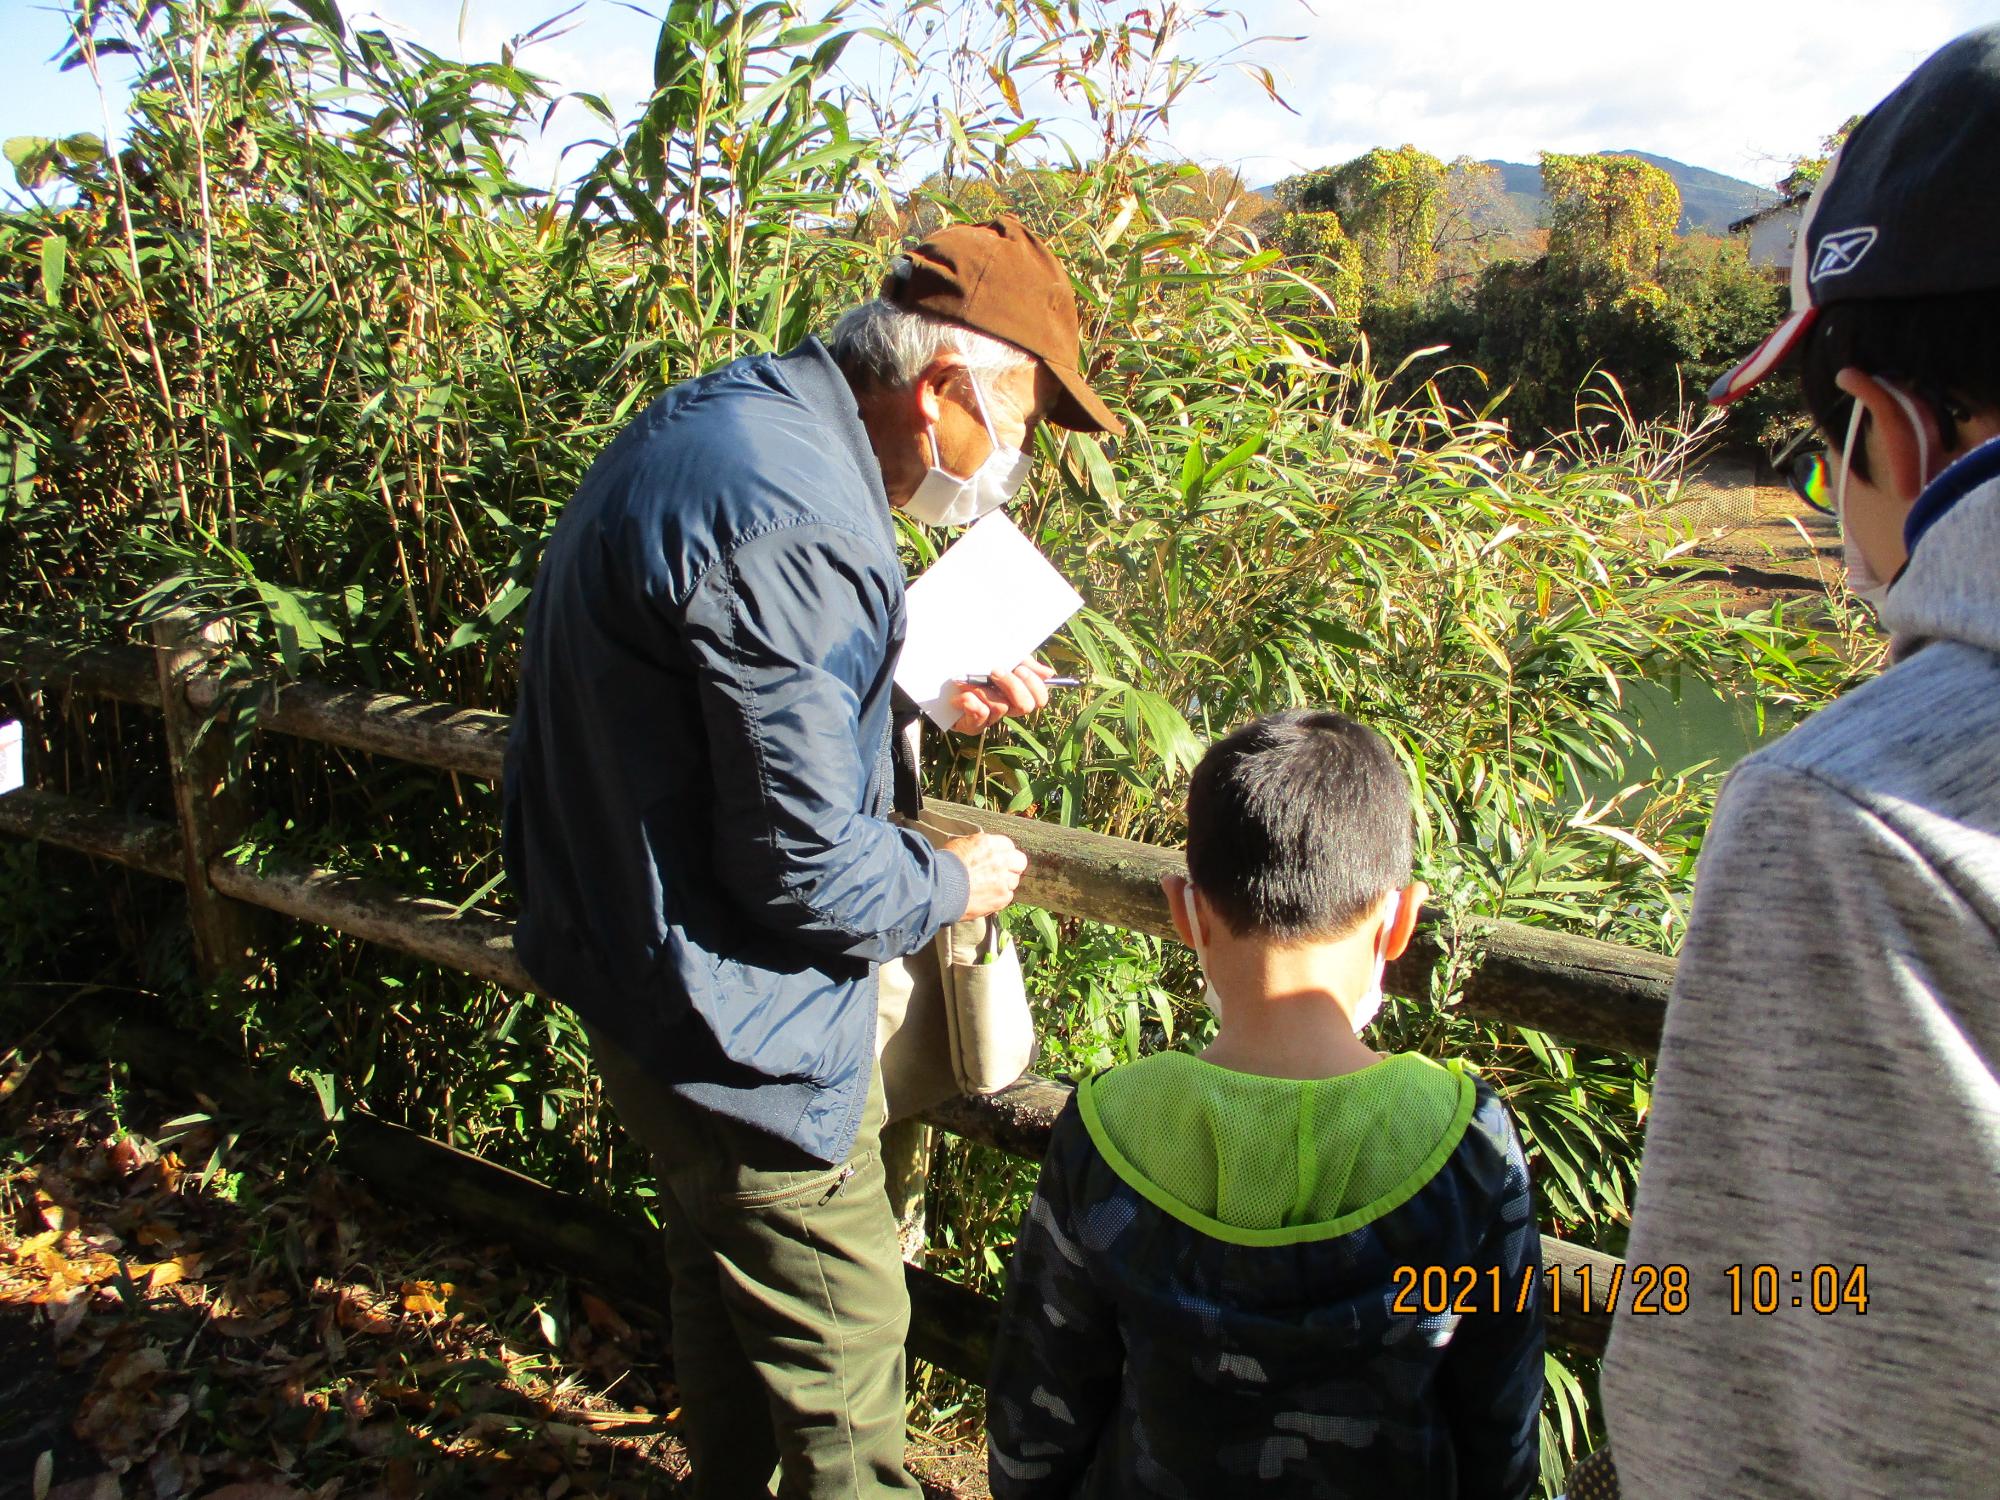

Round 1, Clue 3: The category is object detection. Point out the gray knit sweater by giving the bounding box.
[1602,439,2000,1497]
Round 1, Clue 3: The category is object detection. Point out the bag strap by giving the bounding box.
[891,686,925,819]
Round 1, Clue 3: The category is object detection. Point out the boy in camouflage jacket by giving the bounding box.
[988,711,1544,1499]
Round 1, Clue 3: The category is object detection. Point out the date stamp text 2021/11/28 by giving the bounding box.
[1390,1263,1871,1316]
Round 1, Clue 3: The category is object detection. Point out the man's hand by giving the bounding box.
[947,659,1055,734]
[943,831,1028,919]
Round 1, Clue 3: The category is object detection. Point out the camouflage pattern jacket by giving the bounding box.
[987,1053,1544,1499]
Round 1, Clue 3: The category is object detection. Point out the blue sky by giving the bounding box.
[3,0,1992,195]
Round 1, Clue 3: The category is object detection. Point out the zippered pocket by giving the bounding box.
[718,1157,864,1210]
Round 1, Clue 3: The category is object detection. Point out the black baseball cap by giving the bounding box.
[1711,22,2000,405]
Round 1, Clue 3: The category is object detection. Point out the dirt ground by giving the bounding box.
[1668,461,1844,602]
[0,1039,987,1500]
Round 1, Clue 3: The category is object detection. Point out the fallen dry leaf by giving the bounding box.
[134,1221,182,1250]
[13,1228,63,1260]
[210,1311,286,1339]
[399,1279,453,1317]
[75,1368,191,1473]
[144,1447,202,1500]
[46,1290,92,1343]
[0,1052,35,1105]
[100,1347,168,1391]
[107,1137,147,1178]
[28,1247,120,1303]
[578,1291,634,1341]
[582,1410,660,1430]
[201,1485,309,1500]
[144,1254,201,1293]
[333,1287,394,1335]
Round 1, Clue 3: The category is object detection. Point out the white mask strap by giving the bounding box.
[926,372,1009,472]
[1880,383,1933,493]
[1180,880,1206,967]
[968,374,1000,444]
[1835,395,1866,522]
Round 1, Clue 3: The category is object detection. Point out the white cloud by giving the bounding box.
[1167,0,1989,188]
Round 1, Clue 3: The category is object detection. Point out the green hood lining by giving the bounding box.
[1075,1053,1478,1248]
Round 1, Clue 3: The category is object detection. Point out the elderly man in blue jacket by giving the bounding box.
[503,216,1125,1498]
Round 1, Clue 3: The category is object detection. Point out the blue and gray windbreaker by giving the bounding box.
[988,1052,1545,1499]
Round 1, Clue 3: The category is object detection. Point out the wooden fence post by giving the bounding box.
[881,1118,933,1263]
[151,611,262,979]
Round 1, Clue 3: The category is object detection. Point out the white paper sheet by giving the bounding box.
[0,720,20,796]
[894,511,1084,731]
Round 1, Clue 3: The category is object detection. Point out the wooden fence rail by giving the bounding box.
[0,625,1632,1367]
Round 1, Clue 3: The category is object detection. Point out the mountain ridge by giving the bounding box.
[1260,151,1779,238]
[1479,150,1779,236]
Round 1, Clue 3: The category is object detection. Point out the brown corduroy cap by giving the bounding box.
[884,214,1126,439]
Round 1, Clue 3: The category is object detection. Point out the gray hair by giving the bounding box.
[828,259,1035,390]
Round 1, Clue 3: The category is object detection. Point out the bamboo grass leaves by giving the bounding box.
[569,0,878,371]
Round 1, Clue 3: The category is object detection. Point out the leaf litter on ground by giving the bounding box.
[1,1048,691,1497]
[0,1048,986,1499]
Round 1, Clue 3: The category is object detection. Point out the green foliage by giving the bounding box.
[1272,208,1363,332]
[1358,219,1785,443]
[0,0,1875,1488]
[1273,145,1785,448]
[1542,151,1682,291]
[1781,116,1861,198]
[5,132,107,190]
[1278,145,1447,307]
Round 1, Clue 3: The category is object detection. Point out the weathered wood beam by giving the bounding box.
[1402,920,1674,1062]
[186,674,509,783]
[208,853,535,994]
[930,797,1183,941]
[1542,1240,1621,1357]
[153,615,265,979]
[923,1075,1076,1162]
[0,629,162,707]
[0,788,183,880]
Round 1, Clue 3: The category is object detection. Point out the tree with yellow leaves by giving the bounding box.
[1541,152,1681,291]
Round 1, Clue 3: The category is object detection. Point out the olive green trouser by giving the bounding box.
[590,1029,921,1500]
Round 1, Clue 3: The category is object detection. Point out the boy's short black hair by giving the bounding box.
[1185,710,1412,942]
[1798,288,2000,478]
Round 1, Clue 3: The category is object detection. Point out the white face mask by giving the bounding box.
[1180,883,1389,1037]
[1835,383,1932,611]
[901,371,1032,528]
[1351,960,1388,1036]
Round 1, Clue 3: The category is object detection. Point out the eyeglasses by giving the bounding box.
[1774,384,1976,516]
[1773,419,1843,516]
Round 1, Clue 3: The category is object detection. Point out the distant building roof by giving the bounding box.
[1728,191,1810,235]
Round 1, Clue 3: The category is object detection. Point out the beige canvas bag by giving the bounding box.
[877,807,1037,1122]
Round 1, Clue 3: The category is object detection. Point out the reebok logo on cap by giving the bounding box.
[1811,227,1879,282]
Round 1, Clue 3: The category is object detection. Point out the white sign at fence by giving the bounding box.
[0,720,20,796]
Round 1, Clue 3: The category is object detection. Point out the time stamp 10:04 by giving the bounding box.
[1390,1263,1872,1316]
